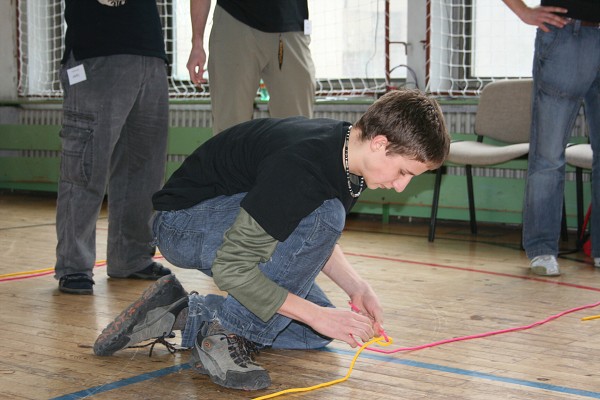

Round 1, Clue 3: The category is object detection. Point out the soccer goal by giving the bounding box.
[15,0,536,99]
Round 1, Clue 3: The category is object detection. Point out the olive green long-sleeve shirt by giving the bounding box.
[211,208,288,322]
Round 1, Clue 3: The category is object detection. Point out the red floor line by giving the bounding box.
[345,251,600,292]
[4,251,598,294]
[0,271,55,282]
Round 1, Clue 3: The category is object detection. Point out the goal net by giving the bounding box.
[17,0,408,99]
[16,0,538,100]
[427,0,537,97]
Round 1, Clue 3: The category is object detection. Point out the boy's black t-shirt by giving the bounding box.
[152,117,359,242]
[542,0,600,22]
[217,0,308,32]
[62,0,167,63]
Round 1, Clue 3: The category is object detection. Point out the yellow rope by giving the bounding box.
[0,259,107,279]
[253,335,393,400]
[1,254,164,280]
[0,267,54,278]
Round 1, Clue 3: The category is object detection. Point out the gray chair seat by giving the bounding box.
[565,143,592,169]
[447,141,529,165]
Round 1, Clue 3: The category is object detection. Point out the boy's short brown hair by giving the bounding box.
[354,89,450,168]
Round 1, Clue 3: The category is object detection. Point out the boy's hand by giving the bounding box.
[311,307,375,347]
[186,44,207,86]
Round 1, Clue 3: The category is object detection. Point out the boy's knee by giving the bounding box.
[320,199,346,232]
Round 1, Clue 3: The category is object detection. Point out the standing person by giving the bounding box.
[503,0,600,276]
[55,0,172,295]
[93,90,451,391]
[186,0,316,134]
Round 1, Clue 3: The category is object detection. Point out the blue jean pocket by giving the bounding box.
[158,223,205,270]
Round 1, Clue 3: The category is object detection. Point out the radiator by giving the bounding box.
[2,103,588,182]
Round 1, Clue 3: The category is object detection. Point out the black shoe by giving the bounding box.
[58,273,94,295]
[94,274,188,356]
[125,262,172,280]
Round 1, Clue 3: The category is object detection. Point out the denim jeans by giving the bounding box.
[55,54,169,279]
[523,21,600,258]
[152,193,344,349]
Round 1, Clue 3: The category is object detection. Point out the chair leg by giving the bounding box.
[576,167,584,241]
[466,165,477,234]
[428,168,443,242]
[561,200,568,242]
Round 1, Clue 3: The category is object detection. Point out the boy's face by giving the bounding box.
[361,135,431,193]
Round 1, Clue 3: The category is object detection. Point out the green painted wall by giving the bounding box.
[352,171,587,229]
[0,117,591,230]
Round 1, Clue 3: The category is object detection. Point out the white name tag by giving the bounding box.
[67,64,87,85]
[304,19,312,35]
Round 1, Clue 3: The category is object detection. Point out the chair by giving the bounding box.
[565,143,593,240]
[428,79,533,242]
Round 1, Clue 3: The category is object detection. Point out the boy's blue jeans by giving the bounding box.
[152,193,345,349]
[523,21,600,258]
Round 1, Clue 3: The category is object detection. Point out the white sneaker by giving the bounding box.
[594,258,600,268]
[530,255,561,276]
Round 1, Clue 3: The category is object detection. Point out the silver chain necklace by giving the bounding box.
[344,125,364,198]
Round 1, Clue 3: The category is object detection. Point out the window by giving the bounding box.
[427,0,537,96]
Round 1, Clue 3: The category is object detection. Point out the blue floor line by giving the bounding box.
[50,364,191,400]
[51,349,600,399]
[324,347,600,399]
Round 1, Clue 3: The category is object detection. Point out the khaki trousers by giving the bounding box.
[208,5,316,134]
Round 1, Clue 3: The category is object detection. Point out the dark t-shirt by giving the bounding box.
[62,0,167,63]
[542,0,600,22]
[152,117,359,241]
[217,0,308,32]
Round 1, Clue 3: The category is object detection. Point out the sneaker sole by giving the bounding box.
[93,276,186,356]
[531,266,561,277]
[59,286,93,295]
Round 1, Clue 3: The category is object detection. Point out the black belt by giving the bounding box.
[570,18,600,28]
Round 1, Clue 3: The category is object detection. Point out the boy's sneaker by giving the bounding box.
[109,262,172,280]
[530,255,561,276]
[58,273,94,295]
[190,320,271,391]
[594,258,600,268]
[94,274,188,356]
[127,262,172,280]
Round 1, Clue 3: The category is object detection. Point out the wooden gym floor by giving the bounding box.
[1,190,599,400]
